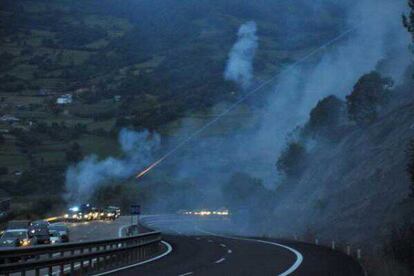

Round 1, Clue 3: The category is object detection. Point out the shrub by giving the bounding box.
[66,142,83,164]
[346,71,393,125]
[383,223,414,273]
[276,142,307,177]
[304,95,345,140]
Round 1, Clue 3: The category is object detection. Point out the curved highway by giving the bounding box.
[110,215,365,276]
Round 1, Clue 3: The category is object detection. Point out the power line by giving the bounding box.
[136,27,356,179]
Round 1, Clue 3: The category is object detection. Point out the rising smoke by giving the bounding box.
[65,129,160,203]
[63,0,412,243]
[224,21,258,90]
[158,0,411,239]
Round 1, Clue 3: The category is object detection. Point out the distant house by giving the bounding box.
[74,87,89,94]
[0,115,19,123]
[12,170,22,176]
[56,94,73,105]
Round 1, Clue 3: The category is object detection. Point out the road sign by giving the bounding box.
[130,204,141,215]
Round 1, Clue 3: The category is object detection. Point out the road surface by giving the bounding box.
[60,216,132,242]
[108,215,365,276]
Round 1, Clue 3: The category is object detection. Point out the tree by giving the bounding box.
[0,167,8,175]
[222,172,272,230]
[276,142,307,178]
[346,71,393,126]
[403,0,414,41]
[304,95,345,140]
[407,139,414,197]
[66,142,83,164]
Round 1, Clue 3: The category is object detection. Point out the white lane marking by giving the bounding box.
[199,229,303,276]
[93,240,173,276]
[220,243,226,248]
[118,224,129,237]
[215,257,226,264]
[208,239,213,243]
[227,249,232,254]
[178,272,194,276]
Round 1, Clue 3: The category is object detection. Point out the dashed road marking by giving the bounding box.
[220,243,226,248]
[227,249,232,254]
[198,228,303,276]
[215,257,226,264]
[178,272,194,276]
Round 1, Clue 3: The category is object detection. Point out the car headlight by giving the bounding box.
[20,239,30,247]
[64,214,69,218]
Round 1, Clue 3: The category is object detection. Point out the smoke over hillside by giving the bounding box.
[62,0,412,244]
[65,129,160,202]
[224,21,258,89]
[146,0,412,241]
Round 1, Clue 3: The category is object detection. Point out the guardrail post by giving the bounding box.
[331,241,335,250]
[357,249,361,259]
[315,238,319,245]
[346,245,351,255]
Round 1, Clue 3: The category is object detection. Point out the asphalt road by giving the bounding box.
[110,215,365,276]
[62,216,132,242]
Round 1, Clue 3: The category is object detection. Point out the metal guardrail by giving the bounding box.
[0,231,162,275]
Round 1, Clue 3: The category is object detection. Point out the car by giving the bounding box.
[104,206,121,220]
[28,224,50,245]
[0,229,32,248]
[64,204,94,221]
[48,224,69,243]
[48,230,62,244]
[30,220,50,228]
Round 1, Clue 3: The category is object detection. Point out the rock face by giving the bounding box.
[273,97,414,246]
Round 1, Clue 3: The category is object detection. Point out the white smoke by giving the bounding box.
[224,21,258,89]
[156,0,411,222]
[65,129,160,202]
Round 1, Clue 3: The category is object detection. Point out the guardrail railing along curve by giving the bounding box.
[0,230,162,276]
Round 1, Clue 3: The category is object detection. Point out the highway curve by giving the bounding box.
[109,215,365,276]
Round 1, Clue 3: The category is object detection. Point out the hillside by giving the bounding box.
[0,0,346,214]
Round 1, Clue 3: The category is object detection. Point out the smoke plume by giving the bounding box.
[65,129,160,202]
[224,21,258,90]
[150,0,411,241]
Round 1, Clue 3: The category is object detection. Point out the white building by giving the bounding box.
[56,94,73,105]
[0,115,19,122]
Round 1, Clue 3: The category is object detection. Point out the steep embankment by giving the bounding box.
[275,99,414,245]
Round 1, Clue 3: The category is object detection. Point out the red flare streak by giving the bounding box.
[136,158,164,179]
